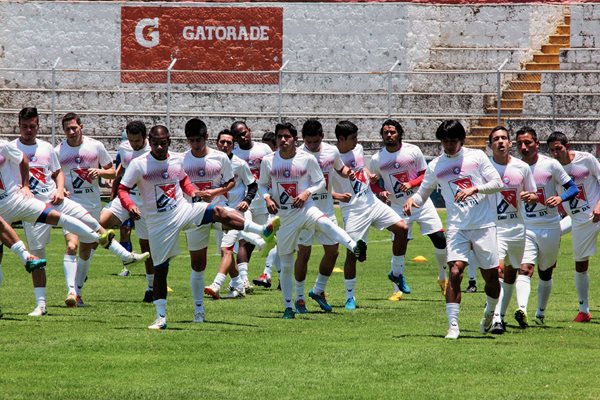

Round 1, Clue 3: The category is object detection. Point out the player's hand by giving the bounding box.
[454,187,478,203]
[265,196,279,214]
[51,191,64,205]
[20,186,34,198]
[520,191,538,204]
[197,189,215,202]
[63,188,71,198]
[378,191,390,203]
[236,201,249,212]
[334,192,352,203]
[403,198,419,216]
[292,190,310,209]
[87,168,101,179]
[398,182,413,192]
[592,203,600,223]
[368,172,379,184]
[545,195,562,208]
[128,206,142,220]
[347,170,356,180]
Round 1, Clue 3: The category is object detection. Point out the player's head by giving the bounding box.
[436,120,465,155]
[547,131,570,162]
[335,120,358,152]
[185,118,208,152]
[488,126,511,157]
[261,131,277,151]
[275,122,297,153]
[62,112,84,145]
[515,126,539,161]
[149,125,170,160]
[216,129,235,156]
[18,107,39,144]
[301,119,323,153]
[380,119,403,147]
[231,120,252,149]
[515,126,538,142]
[125,120,147,151]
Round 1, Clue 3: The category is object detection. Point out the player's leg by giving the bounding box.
[189,248,207,323]
[294,243,311,314]
[309,243,338,313]
[63,233,80,307]
[427,230,447,295]
[148,260,169,330]
[533,227,561,325]
[140,239,155,303]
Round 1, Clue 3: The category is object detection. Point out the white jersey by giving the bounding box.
[0,140,24,202]
[258,150,324,217]
[560,151,600,224]
[182,148,234,206]
[55,136,113,211]
[121,151,187,218]
[227,154,255,208]
[299,142,344,216]
[413,147,502,230]
[11,138,61,203]
[331,143,376,209]
[491,156,537,236]
[522,154,571,228]
[118,140,151,170]
[369,143,428,208]
[233,141,272,212]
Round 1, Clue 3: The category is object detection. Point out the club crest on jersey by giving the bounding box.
[162,171,169,179]
[155,183,177,212]
[350,160,356,168]
[30,156,37,162]
[394,162,401,169]
[278,182,297,205]
[503,176,510,184]
[453,167,461,174]
[283,170,291,178]
[75,156,81,164]
[198,169,205,177]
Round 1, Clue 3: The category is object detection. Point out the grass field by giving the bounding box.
[1,211,599,400]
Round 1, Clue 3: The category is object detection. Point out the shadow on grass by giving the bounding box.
[392,333,496,340]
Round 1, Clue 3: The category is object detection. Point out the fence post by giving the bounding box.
[496,57,509,126]
[51,57,60,145]
[278,61,289,123]
[387,60,400,118]
[166,58,177,132]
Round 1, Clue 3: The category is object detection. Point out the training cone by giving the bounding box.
[167,286,174,292]
[333,267,344,273]
[412,255,428,262]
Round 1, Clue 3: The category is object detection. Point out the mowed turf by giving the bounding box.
[1,211,599,400]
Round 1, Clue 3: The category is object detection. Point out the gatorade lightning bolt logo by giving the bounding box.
[352,169,367,194]
[525,188,545,213]
[569,184,587,210]
[497,190,517,214]
[29,167,47,192]
[72,169,93,189]
[278,182,297,205]
[156,183,177,212]
[391,172,409,195]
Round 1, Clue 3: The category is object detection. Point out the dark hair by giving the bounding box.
[261,131,276,143]
[19,107,38,122]
[217,129,234,143]
[230,120,248,134]
[126,120,147,139]
[335,120,358,140]
[275,122,297,138]
[547,131,569,146]
[185,118,207,138]
[302,119,323,138]
[61,112,82,129]
[515,126,538,142]
[488,125,510,143]
[149,125,169,140]
[435,120,466,141]
[380,119,404,137]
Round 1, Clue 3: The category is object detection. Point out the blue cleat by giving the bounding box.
[345,297,357,311]
[388,272,411,294]
[282,307,295,319]
[308,289,332,312]
[295,299,308,314]
[25,257,46,273]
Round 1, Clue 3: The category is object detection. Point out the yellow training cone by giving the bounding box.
[333,267,344,273]
[167,286,174,292]
[412,256,428,262]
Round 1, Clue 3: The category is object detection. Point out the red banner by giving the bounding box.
[121,6,283,84]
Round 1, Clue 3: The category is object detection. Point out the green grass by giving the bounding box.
[1,211,600,399]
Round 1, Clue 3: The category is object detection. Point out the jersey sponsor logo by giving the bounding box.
[525,188,546,215]
[155,183,177,212]
[390,172,409,197]
[71,168,94,192]
[278,182,297,205]
[497,189,518,217]
[568,184,589,213]
[29,167,47,193]
[192,181,212,203]
[351,169,368,195]
[449,176,479,207]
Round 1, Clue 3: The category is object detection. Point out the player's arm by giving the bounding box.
[404,167,437,216]
[519,167,538,204]
[18,154,33,198]
[293,156,325,208]
[547,179,578,208]
[400,170,425,192]
[118,163,142,219]
[258,158,278,214]
[51,168,66,205]
[110,164,125,200]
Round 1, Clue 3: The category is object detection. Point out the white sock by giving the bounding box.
[190,270,204,310]
[63,255,77,293]
[243,220,264,236]
[146,273,154,290]
[446,303,460,328]
[9,241,29,264]
[344,278,356,301]
[154,298,167,319]
[295,279,305,301]
[391,255,405,276]
[58,214,99,243]
[575,271,590,313]
[499,281,515,320]
[313,273,330,295]
[485,295,499,316]
[316,217,356,252]
[212,272,226,289]
[34,286,46,307]
[108,240,132,262]
[279,253,294,309]
[515,275,531,311]
[536,278,553,317]
[238,262,248,283]
[75,256,92,295]
[435,248,447,280]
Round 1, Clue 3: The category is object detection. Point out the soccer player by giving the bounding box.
[547,131,599,323]
[99,120,154,302]
[232,121,273,290]
[487,126,538,333]
[258,122,366,319]
[513,126,578,327]
[330,120,408,310]
[15,108,147,313]
[404,120,503,339]
[118,125,279,329]
[204,129,258,299]
[369,119,447,301]
[293,119,354,313]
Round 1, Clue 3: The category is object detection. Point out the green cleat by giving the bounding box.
[262,216,280,241]
[99,229,115,249]
[282,307,295,319]
[25,257,46,273]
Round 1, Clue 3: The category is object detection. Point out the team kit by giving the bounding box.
[0,107,594,338]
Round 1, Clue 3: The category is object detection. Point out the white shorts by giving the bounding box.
[102,198,149,240]
[571,219,600,262]
[0,194,46,225]
[497,229,525,269]
[185,222,223,251]
[342,201,401,242]
[277,206,329,255]
[147,201,210,266]
[298,213,339,246]
[391,200,443,239]
[446,226,498,270]
[522,226,561,271]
